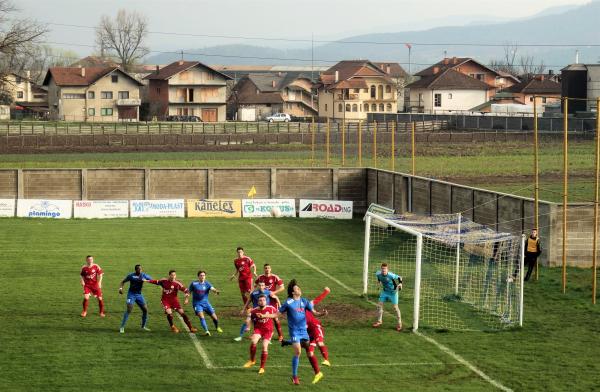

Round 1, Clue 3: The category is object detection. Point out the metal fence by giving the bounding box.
[370,113,599,133]
[0,120,448,136]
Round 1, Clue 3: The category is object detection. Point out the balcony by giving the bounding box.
[336,93,360,100]
[116,98,141,106]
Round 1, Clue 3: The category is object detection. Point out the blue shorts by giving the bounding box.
[289,329,309,343]
[193,302,215,316]
[126,293,146,306]
[379,290,398,305]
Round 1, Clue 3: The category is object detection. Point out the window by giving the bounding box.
[530,97,534,102]
[385,85,392,93]
[448,93,453,99]
[386,103,392,112]
[418,93,423,102]
[542,97,547,103]
[88,108,95,116]
[352,104,358,112]
[379,103,384,112]
[338,103,343,112]
[111,75,118,83]
[354,88,360,93]
[324,104,328,112]
[364,89,368,93]
[118,91,129,99]
[371,103,377,112]
[100,108,113,116]
[364,103,369,112]
[87,91,95,99]
[101,91,113,99]
[15,76,22,84]
[16,91,23,99]
[370,85,376,98]
[476,74,485,81]
[63,93,85,99]
[33,94,45,99]
[345,103,351,112]
[434,93,442,107]
[156,87,161,94]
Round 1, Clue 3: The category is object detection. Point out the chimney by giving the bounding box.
[433,66,440,75]
[386,65,390,74]
[335,70,339,83]
[272,80,276,88]
[155,65,159,74]
[26,70,30,79]
[278,71,282,77]
[549,69,554,75]
[81,67,85,77]
[452,57,458,64]
[178,60,184,66]
[443,58,449,65]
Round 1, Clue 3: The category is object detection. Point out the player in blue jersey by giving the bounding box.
[118,264,152,333]
[235,281,280,342]
[189,270,223,336]
[372,263,403,331]
[278,279,325,385]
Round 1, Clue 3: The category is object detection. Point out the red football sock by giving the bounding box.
[166,314,174,326]
[308,354,320,374]
[250,344,257,362]
[98,299,105,314]
[260,351,268,368]
[313,288,330,306]
[275,319,283,337]
[82,298,89,312]
[181,313,193,330]
[319,345,329,360]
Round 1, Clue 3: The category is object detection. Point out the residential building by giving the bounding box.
[43,66,143,121]
[413,57,519,102]
[0,71,49,118]
[317,60,399,121]
[145,60,231,122]
[406,68,490,113]
[500,76,561,106]
[374,62,409,110]
[229,72,316,121]
[561,63,600,113]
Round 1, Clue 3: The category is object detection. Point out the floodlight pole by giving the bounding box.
[454,213,462,296]
[358,120,363,166]
[593,98,600,305]
[562,97,569,294]
[533,96,540,281]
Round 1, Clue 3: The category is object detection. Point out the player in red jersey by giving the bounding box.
[243,294,278,374]
[230,247,257,303]
[307,287,331,366]
[146,270,197,333]
[80,255,105,317]
[255,263,285,341]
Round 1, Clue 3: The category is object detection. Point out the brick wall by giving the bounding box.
[149,169,207,199]
[276,169,333,199]
[23,170,81,199]
[214,169,271,199]
[87,169,145,200]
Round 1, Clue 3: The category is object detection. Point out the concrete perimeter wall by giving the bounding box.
[1,167,596,267]
[0,168,367,213]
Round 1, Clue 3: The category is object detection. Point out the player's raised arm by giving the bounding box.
[241,295,252,315]
[210,286,220,295]
[251,262,257,278]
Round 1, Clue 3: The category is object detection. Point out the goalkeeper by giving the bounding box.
[372,263,403,332]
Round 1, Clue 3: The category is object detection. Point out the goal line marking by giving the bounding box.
[249,222,513,392]
[176,313,214,369]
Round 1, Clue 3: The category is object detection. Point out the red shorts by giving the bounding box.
[308,324,325,344]
[83,285,102,297]
[253,328,274,341]
[238,278,253,294]
[161,297,182,311]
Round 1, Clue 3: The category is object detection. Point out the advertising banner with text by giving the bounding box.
[0,199,16,217]
[187,199,242,218]
[16,199,73,219]
[74,200,129,219]
[130,200,185,218]
[242,199,296,218]
[299,199,353,219]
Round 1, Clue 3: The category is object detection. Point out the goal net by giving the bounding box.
[363,212,524,331]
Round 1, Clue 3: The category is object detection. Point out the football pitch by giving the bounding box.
[0,217,598,391]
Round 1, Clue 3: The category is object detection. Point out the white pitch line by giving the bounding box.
[249,222,513,392]
[212,362,455,370]
[176,313,214,369]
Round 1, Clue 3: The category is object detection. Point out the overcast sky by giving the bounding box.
[14,0,592,55]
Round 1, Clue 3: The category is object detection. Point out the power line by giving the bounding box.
[38,40,572,69]
[43,21,600,48]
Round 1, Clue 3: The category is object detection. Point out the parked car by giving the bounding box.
[166,115,202,122]
[265,113,291,123]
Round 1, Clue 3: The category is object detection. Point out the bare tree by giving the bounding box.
[519,55,546,77]
[489,43,519,77]
[96,9,149,72]
[0,0,46,85]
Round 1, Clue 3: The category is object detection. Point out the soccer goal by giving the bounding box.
[363,211,525,332]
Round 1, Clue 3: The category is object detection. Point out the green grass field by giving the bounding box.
[1,218,598,391]
[1,140,596,203]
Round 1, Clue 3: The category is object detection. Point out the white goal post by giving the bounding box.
[363,211,525,332]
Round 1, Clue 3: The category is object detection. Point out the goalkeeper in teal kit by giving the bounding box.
[372,263,403,331]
